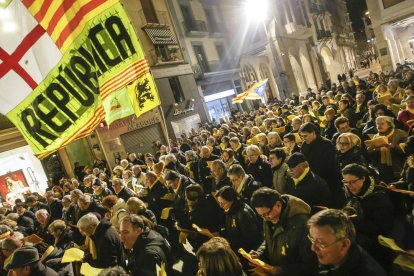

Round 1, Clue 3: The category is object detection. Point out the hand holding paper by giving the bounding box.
[364,136,388,149]
[61,248,85,263]
[192,224,215,238]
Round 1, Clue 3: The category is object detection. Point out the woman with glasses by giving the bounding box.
[336,133,367,169]
[341,163,394,269]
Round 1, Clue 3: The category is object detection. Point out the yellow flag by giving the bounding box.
[128,72,161,117]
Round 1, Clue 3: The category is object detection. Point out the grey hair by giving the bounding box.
[77,213,99,229]
[246,145,261,156]
[185,150,198,162]
[78,195,92,204]
[71,189,83,197]
[62,195,71,203]
[227,164,246,178]
[308,209,356,242]
[376,115,395,129]
[6,213,19,221]
[35,209,49,218]
[165,154,177,164]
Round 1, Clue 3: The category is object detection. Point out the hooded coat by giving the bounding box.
[257,195,317,276]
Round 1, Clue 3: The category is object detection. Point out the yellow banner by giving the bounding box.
[128,72,161,118]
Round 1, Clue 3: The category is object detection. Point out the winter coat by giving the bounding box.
[84,220,123,268]
[246,156,273,187]
[124,227,171,276]
[222,200,262,252]
[79,201,107,220]
[110,199,128,229]
[272,163,290,194]
[115,186,134,202]
[49,199,63,222]
[285,170,332,209]
[198,154,220,193]
[235,174,261,205]
[213,175,232,191]
[145,180,169,219]
[257,195,316,276]
[337,147,368,169]
[317,244,386,276]
[54,227,75,250]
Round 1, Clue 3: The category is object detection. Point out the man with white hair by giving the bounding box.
[35,209,54,244]
[77,195,107,220]
[77,213,123,268]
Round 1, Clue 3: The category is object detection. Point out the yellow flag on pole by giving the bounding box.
[128,72,161,117]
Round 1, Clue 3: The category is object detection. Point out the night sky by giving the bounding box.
[346,0,368,41]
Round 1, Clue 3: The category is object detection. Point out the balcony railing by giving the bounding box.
[183,20,209,36]
[317,30,332,40]
[147,47,184,66]
[310,2,326,14]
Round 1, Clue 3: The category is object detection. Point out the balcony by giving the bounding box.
[192,60,238,80]
[182,20,209,37]
[317,30,332,41]
[310,2,327,14]
[284,22,313,39]
[147,46,184,66]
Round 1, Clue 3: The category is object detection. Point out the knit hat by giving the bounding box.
[286,152,307,168]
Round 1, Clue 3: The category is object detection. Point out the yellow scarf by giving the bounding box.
[379,129,394,166]
[85,236,97,260]
[407,108,414,115]
[292,167,310,186]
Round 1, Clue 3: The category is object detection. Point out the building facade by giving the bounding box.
[226,0,357,99]
[365,0,414,71]
[166,0,243,122]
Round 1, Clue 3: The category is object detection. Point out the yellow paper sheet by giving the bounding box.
[394,254,414,271]
[61,248,85,263]
[160,207,173,220]
[238,248,267,267]
[287,115,296,121]
[80,262,103,276]
[378,235,414,257]
[21,234,43,244]
[378,94,392,104]
[179,232,188,244]
[274,126,285,133]
[364,136,388,149]
[161,193,176,201]
[192,224,214,238]
[367,133,375,139]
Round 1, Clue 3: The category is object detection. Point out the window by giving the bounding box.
[215,44,225,61]
[193,44,210,73]
[155,45,170,62]
[169,77,185,103]
[140,0,158,23]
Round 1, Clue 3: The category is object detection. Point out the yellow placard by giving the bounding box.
[364,136,388,149]
[160,207,173,220]
[80,262,103,276]
[192,224,215,238]
[21,234,43,244]
[238,248,267,267]
[61,248,85,263]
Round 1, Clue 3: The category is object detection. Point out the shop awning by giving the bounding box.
[143,27,178,45]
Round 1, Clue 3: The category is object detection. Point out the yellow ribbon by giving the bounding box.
[85,236,97,260]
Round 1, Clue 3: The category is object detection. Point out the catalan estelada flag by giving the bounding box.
[0,0,159,159]
[231,79,267,104]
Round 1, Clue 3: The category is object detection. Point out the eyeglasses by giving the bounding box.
[258,205,275,218]
[337,142,350,146]
[342,178,360,186]
[307,235,342,249]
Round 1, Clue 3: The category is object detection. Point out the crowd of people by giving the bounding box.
[1,64,414,276]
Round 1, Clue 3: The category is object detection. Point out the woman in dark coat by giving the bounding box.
[216,186,262,252]
[336,133,368,169]
[342,164,394,268]
[48,220,75,250]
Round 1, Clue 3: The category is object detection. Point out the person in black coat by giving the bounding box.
[181,184,224,251]
[112,178,135,202]
[308,209,387,276]
[15,203,35,234]
[285,153,332,211]
[7,246,59,276]
[336,133,368,169]
[230,137,247,169]
[77,195,107,219]
[228,164,261,206]
[48,220,75,250]
[77,214,124,268]
[246,145,273,187]
[211,160,232,191]
[45,191,63,222]
[341,164,394,269]
[300,123,343,207]
[216,186,262,252]
[142,171,169,220]
[120,214,172,276]
[198,146,220,194]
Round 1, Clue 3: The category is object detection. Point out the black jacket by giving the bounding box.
[79,201,107,220]
[222,200,262,252]
[124,227,171,276]
[146,180,169,219]
[337,147,368,170]
[317,244,386,276]
[301,136,341,193]
[285,171,332,210]
[213,175,232,191]
[85,220,123,268]
[236,174,261,205]
[198,154,220,193]
[49,199,63,221]
[246,156,273,188]
[115,186,134,202]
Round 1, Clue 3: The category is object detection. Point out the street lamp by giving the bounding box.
[243,0,290,100]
